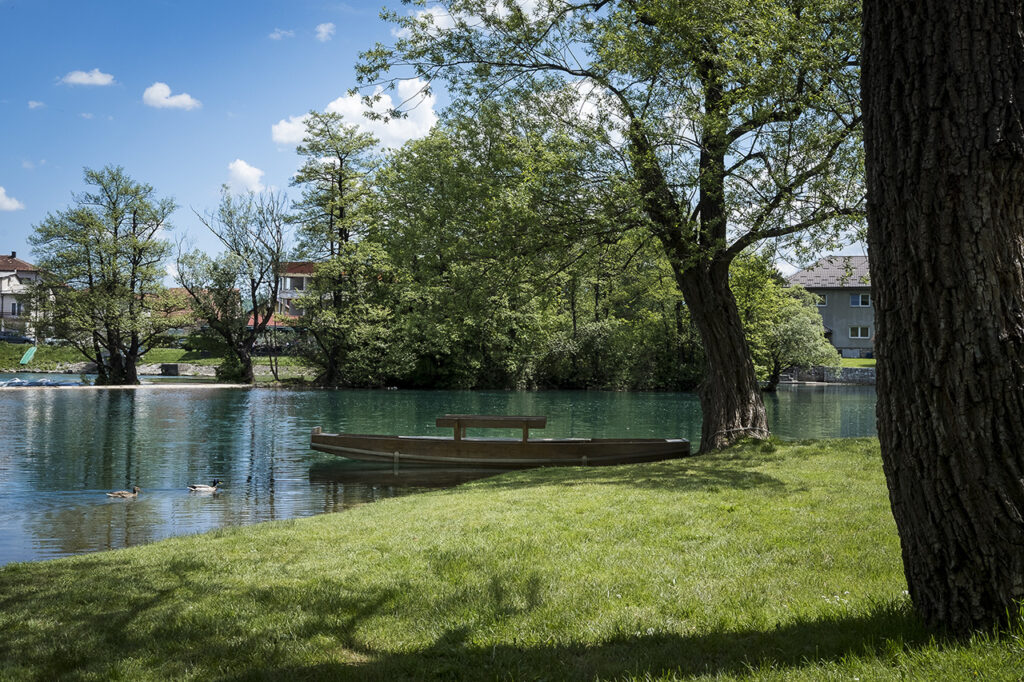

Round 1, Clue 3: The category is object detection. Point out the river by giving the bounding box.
[0,384,876,565]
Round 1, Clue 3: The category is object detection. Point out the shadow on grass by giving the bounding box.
[473,456,788,496]
[242,600,933,681]
[0,552,934,681]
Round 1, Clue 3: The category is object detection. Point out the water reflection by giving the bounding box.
[0,385,876,565]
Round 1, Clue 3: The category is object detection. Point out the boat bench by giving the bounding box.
[436,414,547,443]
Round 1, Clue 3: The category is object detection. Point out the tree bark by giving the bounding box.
[863,0,1024,631]
[677,260,769,453]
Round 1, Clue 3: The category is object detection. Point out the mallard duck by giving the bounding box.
[187,479,221,492]
[106,486,141,498]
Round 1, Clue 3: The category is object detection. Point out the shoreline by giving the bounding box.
[0,382,251,390]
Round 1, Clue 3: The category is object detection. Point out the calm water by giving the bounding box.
[0,384,876,565]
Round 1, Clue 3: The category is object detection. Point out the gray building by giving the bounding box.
[787,255,873,358]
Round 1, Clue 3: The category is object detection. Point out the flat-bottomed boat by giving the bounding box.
[309,414,689,468]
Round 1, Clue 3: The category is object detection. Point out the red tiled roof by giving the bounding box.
[0,254,38,272]
[248,312,298,328]
[281,262,316,275]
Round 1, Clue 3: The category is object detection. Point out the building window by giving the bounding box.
[289,277,305,291]
[815,294,827,307]
[10,302,16,316]
[849,326,870,339]
[850,293,871,307]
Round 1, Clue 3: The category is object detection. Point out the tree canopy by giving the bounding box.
[358,0,863,449]
[30,165,183,385]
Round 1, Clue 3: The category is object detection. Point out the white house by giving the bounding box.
[276,262,316,318]
[0,252,41,334]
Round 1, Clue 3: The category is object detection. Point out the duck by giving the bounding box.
[106,486,141,498]
[188,479,221,492]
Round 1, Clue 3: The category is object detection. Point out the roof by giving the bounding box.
[0,254,38,272]
[247,312,298,328]
[281,262,316,275]
[787,255,870,289]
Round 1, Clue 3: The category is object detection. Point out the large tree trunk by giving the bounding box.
[237,347,256,385]
[863,0,1024,631]
[677,261,769,453]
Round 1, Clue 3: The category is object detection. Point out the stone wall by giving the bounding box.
[790,365,876,384]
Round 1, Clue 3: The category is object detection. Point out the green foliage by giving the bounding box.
[373,112,701,390]
[4,439,1023,679]
[290,111,379,258]
[294,241,402,387]
[732,253,840,388]
[28,165,185,384]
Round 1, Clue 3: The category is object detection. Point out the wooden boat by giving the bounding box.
[310,414,690,468]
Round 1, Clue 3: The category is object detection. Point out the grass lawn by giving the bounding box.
[840,357,876,368]
[0,345,313,379]
[1,439,1021,680]
[0,342,86,370]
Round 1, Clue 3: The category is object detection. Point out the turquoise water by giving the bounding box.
[0,385,876,565]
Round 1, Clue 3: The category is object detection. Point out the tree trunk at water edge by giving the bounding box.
[678,262,769,453]
[863,0,1024,632]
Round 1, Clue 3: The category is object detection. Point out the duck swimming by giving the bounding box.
[188,479,221,492]
[106,486,141,498]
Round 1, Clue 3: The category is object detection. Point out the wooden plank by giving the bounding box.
[435,414,547,429]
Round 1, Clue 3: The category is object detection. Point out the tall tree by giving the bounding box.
[294,241,401,387]
[176,188,289,384]
[359,0,863,450]
[863,2,1024,631]
[30,166,182,385]
[291,111,379,258]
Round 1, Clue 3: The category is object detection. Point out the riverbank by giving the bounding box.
[1,438,1018,680]
[0,343,316,381]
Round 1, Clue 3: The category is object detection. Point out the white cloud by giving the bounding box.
[27,100,44,109]
[0,187,25,211]
[325,78,438,147]
[60,68,114,86]
[227,159,265,193]
[272,79,438,150]
[392,6,455,38]
[315,22,336,41]
[269,27,295,40]
[143,82,201,110]
[80,112,94,119]
[271,113,311,145]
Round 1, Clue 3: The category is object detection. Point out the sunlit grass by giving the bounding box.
[1,439,1021,680]
[839,357,876,368]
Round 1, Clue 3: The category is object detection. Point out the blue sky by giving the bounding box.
[0,0,439,266]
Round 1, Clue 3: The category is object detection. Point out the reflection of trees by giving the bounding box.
[27,497,161,557]
[766,386,877,440]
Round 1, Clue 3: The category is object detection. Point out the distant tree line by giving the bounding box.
[27,119,836,390]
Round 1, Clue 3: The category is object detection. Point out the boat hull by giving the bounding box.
[310,432,690,468]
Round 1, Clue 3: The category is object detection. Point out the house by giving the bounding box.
[0,252,42,334]
[787,255,873,358]
[276,262,315,318]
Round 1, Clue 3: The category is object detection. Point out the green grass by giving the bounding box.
[840,357,876,368]
[0,344,312,379]
[1,439,1021,680]
[0,342,87,370]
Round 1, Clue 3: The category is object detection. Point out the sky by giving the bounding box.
[0,0,862,277]
[0,0,440,267]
